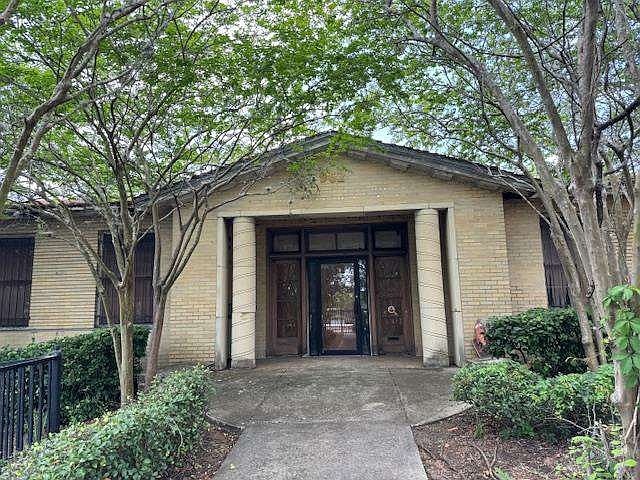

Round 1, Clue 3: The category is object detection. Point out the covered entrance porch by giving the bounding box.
[213,205,465,369]
[270,222,414,357]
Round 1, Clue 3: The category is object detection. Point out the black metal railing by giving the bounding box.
[0,350,62,460]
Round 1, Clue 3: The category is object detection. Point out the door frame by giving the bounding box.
[266,221,415,357]
[307,256,371,356]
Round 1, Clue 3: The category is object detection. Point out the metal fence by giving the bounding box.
[0,350,62,460]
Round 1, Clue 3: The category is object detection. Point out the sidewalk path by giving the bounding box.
[209,357,468,480]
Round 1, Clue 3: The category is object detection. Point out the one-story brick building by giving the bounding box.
[0,132,567,368]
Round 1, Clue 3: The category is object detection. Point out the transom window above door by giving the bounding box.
[373,228,403,250]
[269,223,407,256]
[307,230,366,252]
[271,233,300,253]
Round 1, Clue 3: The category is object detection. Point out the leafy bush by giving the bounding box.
[485,307,585,377]
[542,364,616,427]
[564,424,637,479]
[0,366,211,480]
[452,360,547,436]
[0,327,149,425]
[453,361,616,437]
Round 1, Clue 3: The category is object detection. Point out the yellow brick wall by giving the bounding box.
[503,198,548,312]
[215,156,514,361]
[161,214,217,366]
[1,153,535,365]
[0,219,99,347]
[155,217,175,365]
[0,217,174,352]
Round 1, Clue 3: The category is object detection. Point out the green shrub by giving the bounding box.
[543,364,616,427]
[0,366,211,480]
[0,327,149,425]
[454,360,617,438]
[452,360,547,436]
[485,307,585,377]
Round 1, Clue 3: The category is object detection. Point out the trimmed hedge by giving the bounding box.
[542,364,616,426]
[453,360,616,437]
[0,327,149,425]
[0,366,211,480]
[484,307,585,377]
[453,360,546,436]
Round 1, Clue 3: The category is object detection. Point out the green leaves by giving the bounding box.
[484,307,586,377]
[604,285,640,389]
[453,360,616,438]
[0,366,211,480]
[569,424,636,480]
[452,360,545,437]
[0,327,148,426]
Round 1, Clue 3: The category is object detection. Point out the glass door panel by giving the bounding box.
[308,258,371,355]
[320,262,357,352]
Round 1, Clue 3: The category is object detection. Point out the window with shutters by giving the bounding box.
[540,220,571,307]
[95,234,154,325]
[0,238,35,327]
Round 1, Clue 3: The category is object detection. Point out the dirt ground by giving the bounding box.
[162,425,239,480]
[412,411,576,479]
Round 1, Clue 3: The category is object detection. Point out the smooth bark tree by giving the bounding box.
[0,0,165,214]
[13,0,381,401]
[341,0,639,472]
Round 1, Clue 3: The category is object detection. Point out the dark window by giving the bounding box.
[336,231,365,250]
[96,234,154,325]
[373,228,403,249]
[307,230,367,252]
[540,221,570,307]
[308,232,336,251]
[272,233,300,253]
[0,238,34,327]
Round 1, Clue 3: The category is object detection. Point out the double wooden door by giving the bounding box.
[268,254,413,356]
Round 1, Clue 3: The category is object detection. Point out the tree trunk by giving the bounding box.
[118,272,136,405]
[612,359,640,477]
[570,292,601,371]
[144,292,168,388]
[548,211,602,369]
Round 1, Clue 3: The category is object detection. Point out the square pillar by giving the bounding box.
[231,216,256,368]
[415,209,449,366]
[214,217,229,370]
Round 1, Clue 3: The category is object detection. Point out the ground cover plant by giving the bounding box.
[452,360,616,438]
[0,366,210,480]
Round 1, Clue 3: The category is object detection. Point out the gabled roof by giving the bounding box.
[7,131,535,218]
[285,131,534,194]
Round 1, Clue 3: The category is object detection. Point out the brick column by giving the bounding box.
[231,216,256,368]
[415,209,449,366]
[214,217,229,370]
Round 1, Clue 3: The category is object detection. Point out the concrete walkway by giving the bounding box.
[209,356,467,480]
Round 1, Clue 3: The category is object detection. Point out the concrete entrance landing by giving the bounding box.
[209,357,467,480]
